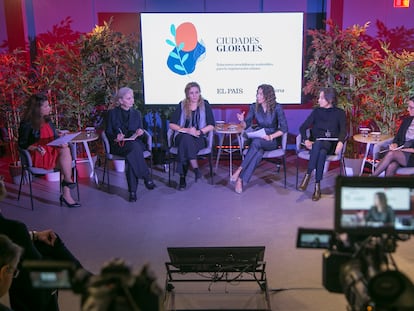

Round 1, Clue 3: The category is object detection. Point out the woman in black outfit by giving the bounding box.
[105,87,155,202]
[298,87,346,201]
[169,82,215,190]
[373,96,414,176]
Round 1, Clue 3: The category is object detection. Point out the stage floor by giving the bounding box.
[1,154,414,310]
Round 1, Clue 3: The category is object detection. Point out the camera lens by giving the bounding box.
[368,270,405,302]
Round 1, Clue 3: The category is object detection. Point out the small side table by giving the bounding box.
[215,124,244,179]
[353,133,393,175]
[71,131,99,183]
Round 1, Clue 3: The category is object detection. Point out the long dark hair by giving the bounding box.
[375,192,388,209]
[21,93,51,130]
[256,84,277,114]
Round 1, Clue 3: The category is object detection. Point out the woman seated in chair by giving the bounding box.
[18,93,80,207]
[298,87,346,201]
[105,87,155,202]
[373,96,414,177]
[231,84,288,194]
[169,82,215,190]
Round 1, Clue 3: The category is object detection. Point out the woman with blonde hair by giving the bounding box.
[169,82,215,189]
[231,84,288,193]
[105,87,155,202]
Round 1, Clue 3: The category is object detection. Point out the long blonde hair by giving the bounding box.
[256,84,277,114]
[182,82,204,118]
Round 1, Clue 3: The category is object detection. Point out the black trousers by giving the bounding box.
[174,133,206,175]
[111,140,150,192]
[307,140,336,182]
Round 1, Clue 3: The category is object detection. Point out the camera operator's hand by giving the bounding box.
[37,229,57,246]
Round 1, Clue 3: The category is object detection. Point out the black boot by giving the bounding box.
[129,192,137,202]
[194,168,201,182]
[144,176,156,190]
[312,183,321,201]
[298,173,311,191]
[179,175,186,190]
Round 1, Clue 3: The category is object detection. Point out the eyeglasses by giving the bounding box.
[8,266,20,278]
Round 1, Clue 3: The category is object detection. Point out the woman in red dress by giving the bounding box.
[18,93,80,207]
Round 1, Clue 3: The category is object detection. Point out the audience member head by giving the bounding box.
[115,87,135,110]
[256,84,277,113]
[183,82,204,116]
[22,92,51,129]
[318,87,337,108]
[0,234,23,298]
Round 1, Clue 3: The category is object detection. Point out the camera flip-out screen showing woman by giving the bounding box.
[335,176,414,235]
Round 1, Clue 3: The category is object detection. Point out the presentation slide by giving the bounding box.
[140,13,304,105]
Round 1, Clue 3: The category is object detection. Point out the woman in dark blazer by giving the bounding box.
[168,82,215,190]
[105,87,155,202]
[373,96,414,176]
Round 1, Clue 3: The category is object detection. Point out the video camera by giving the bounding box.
[22,258,163,311]
[297,176,414,311]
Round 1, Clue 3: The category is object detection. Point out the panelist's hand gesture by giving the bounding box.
[237,111,245,122]
[136,128,144,137]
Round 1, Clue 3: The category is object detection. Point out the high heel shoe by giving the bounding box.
[194,168,201,182]
[59,195,81,208]
[144,178,156,190]
[231,167,242,183]
[62,180,77,189]
[235,178,243,194]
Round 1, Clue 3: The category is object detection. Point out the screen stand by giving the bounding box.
[164,261,271,311]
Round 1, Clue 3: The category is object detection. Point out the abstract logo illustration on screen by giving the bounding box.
[166,22,206,76]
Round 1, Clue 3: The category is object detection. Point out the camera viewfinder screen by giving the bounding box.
[335,177,414,234]
[29,270,72,289]
[296,231,333,249]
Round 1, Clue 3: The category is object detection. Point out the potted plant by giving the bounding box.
[303,20,414,175]
[0,49,33,183]
[365,43,414,135]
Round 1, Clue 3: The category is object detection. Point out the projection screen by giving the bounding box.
[140,12,304,105]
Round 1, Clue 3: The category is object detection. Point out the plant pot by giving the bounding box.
[344,157,363,176]
[112,159,125,172]
[44,171,60,182]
